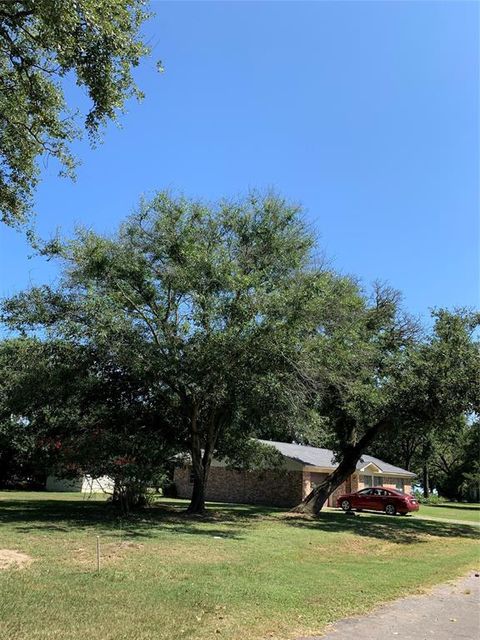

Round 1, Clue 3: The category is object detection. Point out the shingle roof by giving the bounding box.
[257,439,416,477]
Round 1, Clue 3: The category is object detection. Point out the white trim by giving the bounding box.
[358,461,382,473]
[303,465,414,478]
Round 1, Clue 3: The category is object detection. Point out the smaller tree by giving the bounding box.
[371,414,479,500]
[293,306,479,514]
[429,418,480,501]
[0,336,178,512]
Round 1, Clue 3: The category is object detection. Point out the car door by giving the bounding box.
[356,488,375,509]
[363,488,385,511]
[372,488,388,511]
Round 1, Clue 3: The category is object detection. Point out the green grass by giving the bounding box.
[412,502,480,524]
[0,492,478,640]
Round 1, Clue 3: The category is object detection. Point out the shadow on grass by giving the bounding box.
[0,495,478,544]
[425,503,480,512]
[281,510,480,544]
[0,496,273,540]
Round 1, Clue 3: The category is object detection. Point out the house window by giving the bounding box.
[189,470,195,484]
[361,474,373,487]
[374,476,384,487]
[395,478,405,491]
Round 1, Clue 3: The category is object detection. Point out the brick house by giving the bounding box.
[174,439,415,508]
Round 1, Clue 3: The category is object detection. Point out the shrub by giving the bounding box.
[412,490,446,505]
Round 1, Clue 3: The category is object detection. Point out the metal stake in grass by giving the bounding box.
[96,536,100,572]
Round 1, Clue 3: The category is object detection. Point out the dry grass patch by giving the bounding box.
[72,540,145,567]
[71,539,233,569]
[0,549,33,570]
[150,542,233,564]
[339,535,400,556]
[297,534,400,560]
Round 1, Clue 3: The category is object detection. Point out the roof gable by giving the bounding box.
[257,440,416,477]
[358,461,382,473]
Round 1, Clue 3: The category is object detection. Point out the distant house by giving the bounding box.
[46,475,114,494]
[174,439,415,508]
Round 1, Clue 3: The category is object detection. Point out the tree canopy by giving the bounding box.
[0,0,150,226]
[3,191,354,512]
[2,191,478,515]
[293,305,479,513]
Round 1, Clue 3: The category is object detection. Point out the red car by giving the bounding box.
[336,487,419,516]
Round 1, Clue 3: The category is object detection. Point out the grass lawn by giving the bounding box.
[412,502,480,524]
[0,492,478,640]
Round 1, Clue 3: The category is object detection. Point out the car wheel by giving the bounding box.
[341,499,351,511]
[385,503,396,516]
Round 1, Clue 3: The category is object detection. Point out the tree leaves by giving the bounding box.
[0,0,150,225]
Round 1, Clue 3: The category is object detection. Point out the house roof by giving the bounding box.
[257,439,416,477]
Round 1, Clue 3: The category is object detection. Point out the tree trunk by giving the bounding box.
[188,474,207,514]
[186,404,221,515]
[422,462,430,499]
[187,404,207,514]
[186,450,214,515]
[293,418,389,515]
[403,444,413,472]
[293,449,360,514]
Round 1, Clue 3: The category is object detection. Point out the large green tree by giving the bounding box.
[3,192,356,513]
[294,307,479,513]
[4,192,477,515]
[0,0,151,226]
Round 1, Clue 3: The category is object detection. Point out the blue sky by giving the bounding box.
[1,1,478,321]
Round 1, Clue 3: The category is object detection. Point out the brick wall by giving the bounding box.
[174,466,304,508]
[351,473,360,492]
[174,466,403,509]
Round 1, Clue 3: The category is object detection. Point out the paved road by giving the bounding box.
[298,572,480,640]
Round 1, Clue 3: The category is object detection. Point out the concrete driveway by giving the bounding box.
[298,572,480,640]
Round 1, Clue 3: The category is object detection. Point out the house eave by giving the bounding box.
[298,462,415,478]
